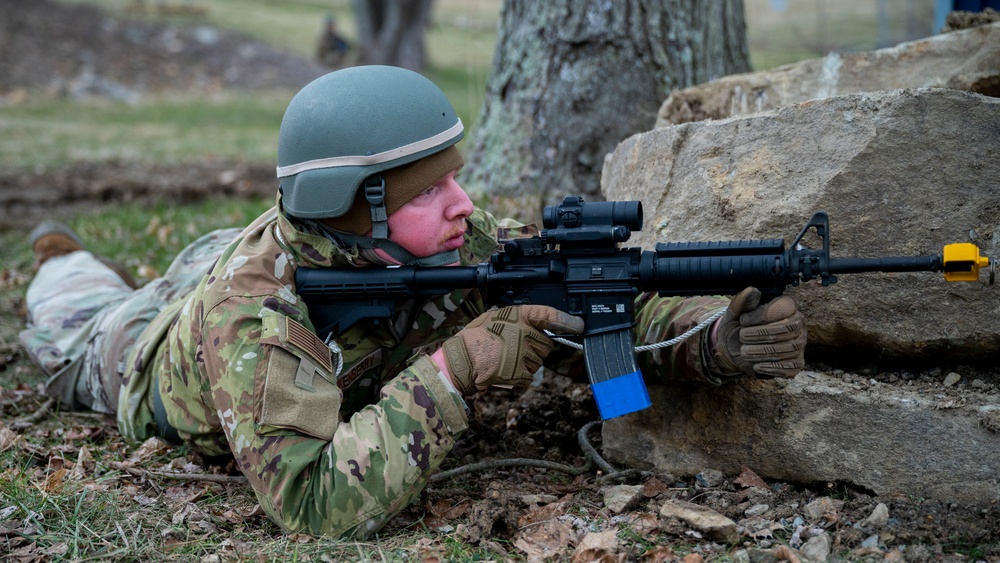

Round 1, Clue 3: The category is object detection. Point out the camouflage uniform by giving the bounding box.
[21,203,728,537]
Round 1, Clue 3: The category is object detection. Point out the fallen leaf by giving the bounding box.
[46,456,69,472]
[642,476,668,498]
[515,518,575,563]
[734,465,768,489]
[165,456,205,474]
[0,426,20,452]
[43,467,67,493]
[10,541,44,559]
[68,445,94,480]
[43,541,69,557]
[629,512,661,536]
[428,498,469,520]
[572,530,622,563]
[640,545,677,562]
[518,497,570,528]
[130,437,171,462]
[410,537,444,562]
[64,426,103,441]
[165,484,206,504]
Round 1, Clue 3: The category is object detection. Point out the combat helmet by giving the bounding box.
[276,65,464,265]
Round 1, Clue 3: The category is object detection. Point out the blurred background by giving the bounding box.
[0,0,967,172]
[0,0,990,275]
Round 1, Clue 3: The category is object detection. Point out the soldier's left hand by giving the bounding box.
[713,287,807,378]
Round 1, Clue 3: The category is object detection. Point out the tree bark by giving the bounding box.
[352,0,433,71]
[464,0,750,212]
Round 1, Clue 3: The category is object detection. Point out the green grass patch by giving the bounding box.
[0,94,290,171]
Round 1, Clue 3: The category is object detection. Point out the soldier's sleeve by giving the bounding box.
[632,293,732,385]
[202,297,468,537]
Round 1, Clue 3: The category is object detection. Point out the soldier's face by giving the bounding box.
[374,168,473,264]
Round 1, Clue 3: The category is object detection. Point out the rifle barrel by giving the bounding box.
[827,255,942,275]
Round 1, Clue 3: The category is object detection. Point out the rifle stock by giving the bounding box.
[296,197,994,420]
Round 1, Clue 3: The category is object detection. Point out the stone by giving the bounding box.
[602,88,999,359]
[602,373,1000,506]
[600,484,644,513]
[656,22,1000,127]
[802,497,844,521]
[862,503,890,528]
[659,499,739,544]
[801,532,832,562]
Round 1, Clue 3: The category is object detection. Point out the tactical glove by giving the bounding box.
[442,305,584,395]
[714,287,807,379]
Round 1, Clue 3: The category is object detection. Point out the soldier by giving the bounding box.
[21,66,806,537]
[316,15,351,68]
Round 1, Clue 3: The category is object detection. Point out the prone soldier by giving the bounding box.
[20,65,806,537]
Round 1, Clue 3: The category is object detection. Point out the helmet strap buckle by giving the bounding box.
[364,175,389,239]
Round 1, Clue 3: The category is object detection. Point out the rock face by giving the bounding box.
[656,22,1000,126]
[602,88,999,360]
[603,373,1000,506]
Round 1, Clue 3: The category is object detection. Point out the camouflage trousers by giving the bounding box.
[21,228,241,414]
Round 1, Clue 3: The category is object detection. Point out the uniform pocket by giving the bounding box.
[255,312,342,440]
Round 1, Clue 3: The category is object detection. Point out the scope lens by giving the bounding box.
[608,200,643,230]
[542,198,643,231]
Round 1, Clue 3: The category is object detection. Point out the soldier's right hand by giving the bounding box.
[441,305,584,395]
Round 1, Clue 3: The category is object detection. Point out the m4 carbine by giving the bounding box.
[296,196,994,420]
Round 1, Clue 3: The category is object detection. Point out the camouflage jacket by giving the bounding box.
[117,204,727,537]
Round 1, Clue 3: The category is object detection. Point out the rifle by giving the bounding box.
[295,196,994,420]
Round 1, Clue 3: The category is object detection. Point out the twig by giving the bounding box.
[430,457,590,482]
[9,397,55,430]
[597,468,648,484]
[577,420,616,474]
[577,420,651,484]
[60,411,116,419]
[108,461,247,484]
[430,419,646,483]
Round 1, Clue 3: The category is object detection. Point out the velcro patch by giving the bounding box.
[339,349,382,391]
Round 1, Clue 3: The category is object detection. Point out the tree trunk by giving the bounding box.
[464,0,750,213]
[352,0,433,71]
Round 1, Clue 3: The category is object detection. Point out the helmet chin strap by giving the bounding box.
[318,175,461,267]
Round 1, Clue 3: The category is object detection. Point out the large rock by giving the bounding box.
[657,22,1000,126]
[602,373,1000,506]
[601,88,999,359]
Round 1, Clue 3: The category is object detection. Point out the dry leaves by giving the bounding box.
[734,465,768,490]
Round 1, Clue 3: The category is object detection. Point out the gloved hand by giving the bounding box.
[714,287,807,379]
[442,305,584,394]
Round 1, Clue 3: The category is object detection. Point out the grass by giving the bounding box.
[0,93,289,171]
[2,1,938,174]
[744,0,936,69]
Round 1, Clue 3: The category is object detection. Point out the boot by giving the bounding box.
[29,221,139,289]
[30,220,83,268]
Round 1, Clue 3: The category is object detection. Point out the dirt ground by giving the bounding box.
[2,1,999,561]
